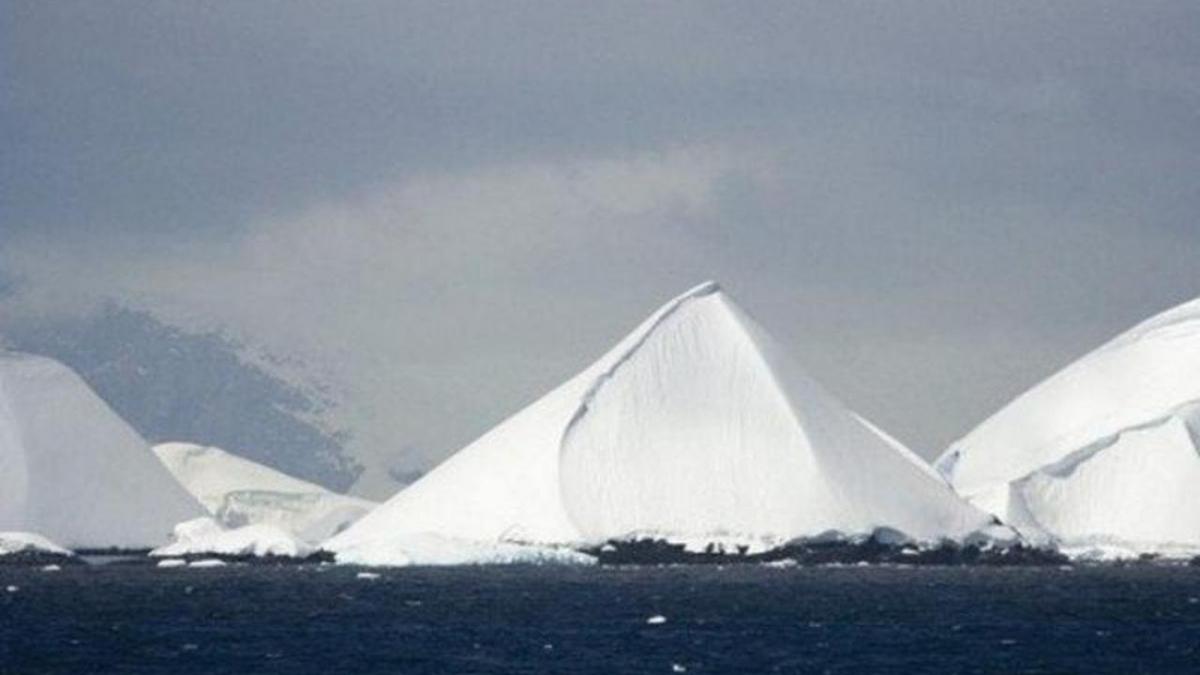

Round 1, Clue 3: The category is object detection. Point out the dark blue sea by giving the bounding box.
[3,563,1200,674]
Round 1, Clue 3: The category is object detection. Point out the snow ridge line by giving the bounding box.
[938,306,1200,473]
[851,412,946,484]
[557,281,721,454]
[1003,397,1200,490]
[1104,301,1200,350]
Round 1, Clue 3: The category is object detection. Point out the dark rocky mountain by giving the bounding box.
[1,304,360,492]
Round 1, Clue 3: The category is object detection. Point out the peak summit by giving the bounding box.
[680,279,722,297]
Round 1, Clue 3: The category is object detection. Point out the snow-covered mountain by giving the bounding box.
[0,353,206,549]
[328,282,991,565]
[936,296,1200,558]
[154,443,375,543]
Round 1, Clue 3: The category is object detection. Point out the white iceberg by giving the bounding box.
[328,282,991,566]
[151,517,314,558]
[937,296,1200,558]
[0,352,206,549]
[154,442,375,543]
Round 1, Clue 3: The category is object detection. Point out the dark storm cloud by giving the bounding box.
[10,1,1195,232]
[3,1,1199,473]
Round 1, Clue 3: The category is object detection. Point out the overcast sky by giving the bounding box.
[3,1,1199,474]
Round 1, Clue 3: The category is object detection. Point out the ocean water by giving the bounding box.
[2,563,1199,674]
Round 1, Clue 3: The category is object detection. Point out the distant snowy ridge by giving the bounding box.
[937,296,1200,558]
[0,352,206,549]
[327,282,992,566]
[154,442,375,543]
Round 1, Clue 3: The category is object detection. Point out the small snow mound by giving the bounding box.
[157,559,187,568]
[870,527,914,547]
[356,572,381,580]
[0,354,205,549]
[40,564,61,572]
[0,532,71,557]
[154,443,375,543]
[646,615,668,625]
[5,585,17,593]
[151,518,314,558]
[188,559,227,568]
[331,532,595,568]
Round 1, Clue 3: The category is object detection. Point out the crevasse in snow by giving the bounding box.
[936,296,1200,557]
[0,352,206,549]
[327,282,991,565]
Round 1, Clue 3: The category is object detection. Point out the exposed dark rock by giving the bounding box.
[584,535,1071,567]
[147,550,337,566]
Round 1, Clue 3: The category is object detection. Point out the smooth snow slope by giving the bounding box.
[936,297,1200,555]
[0,353,206,549]
[328,282,989,562]
[154,443,375,542]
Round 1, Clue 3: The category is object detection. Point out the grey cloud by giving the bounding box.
[3,1,1199,472]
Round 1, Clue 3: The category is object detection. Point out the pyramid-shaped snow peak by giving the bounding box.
[936,296,1200,556]
[328,283,989,562]
[0,353,205,549]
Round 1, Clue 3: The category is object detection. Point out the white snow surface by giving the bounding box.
[0,531,71,557]
[333,532,595,567]
[328,282,990,564]
[151,517,314,558]
[154,442,375,543]
[0,353,206,549]
[936,297,1200,557]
